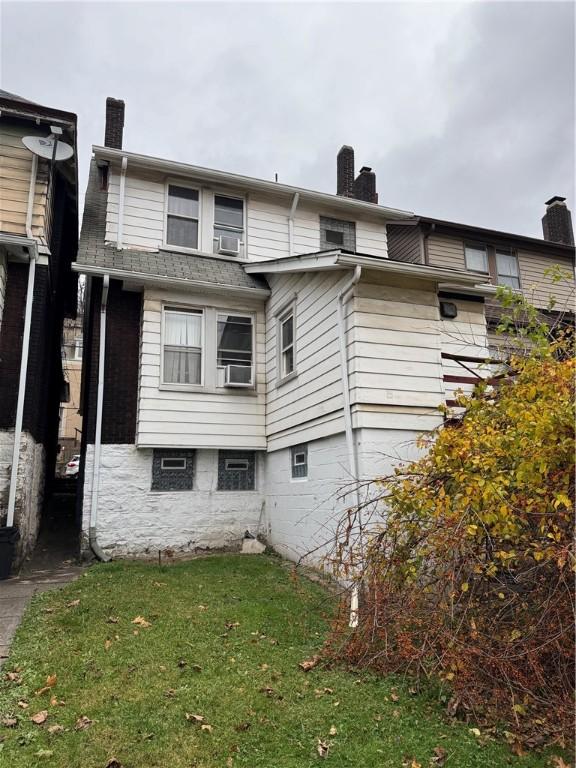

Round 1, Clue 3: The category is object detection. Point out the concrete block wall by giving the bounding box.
[82,445,266,558]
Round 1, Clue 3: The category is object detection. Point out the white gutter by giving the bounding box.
[287,192,300,257]
[116,156,128,250]
[89,274,111,561]
[336,265,363,628]
[93,145,414,221]
[6,242,38,528]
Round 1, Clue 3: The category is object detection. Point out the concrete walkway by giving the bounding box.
[0,498,83,666]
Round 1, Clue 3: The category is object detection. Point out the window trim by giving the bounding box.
[73,337,83,361]
[276,302,297,386]
[495,249,521,290]
[163,179,201,252]
[212,193,246,256]
[160,304,205,389]
[225,458,249,471]
[290,443,309,482]
[160,457,187,471]
[464,242,489,274]
[216,311,255,388]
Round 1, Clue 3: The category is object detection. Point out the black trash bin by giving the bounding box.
[0,526,20,580]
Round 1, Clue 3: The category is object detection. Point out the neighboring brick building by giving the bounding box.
[0,90,78,564]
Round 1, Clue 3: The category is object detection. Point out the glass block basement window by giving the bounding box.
[217,450,256,491]
[151,449,195,491]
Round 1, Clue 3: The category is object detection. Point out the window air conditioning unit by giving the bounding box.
[218,234,241,256]
[224,364,253,387]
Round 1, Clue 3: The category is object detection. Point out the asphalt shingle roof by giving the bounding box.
[76,160,268,293]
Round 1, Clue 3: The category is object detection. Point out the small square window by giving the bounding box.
[218,451,256,491]
[152,449,195,491]
[291,444,308,479]
[320,216,356,251]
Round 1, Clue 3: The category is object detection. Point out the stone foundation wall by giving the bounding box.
[0,430,45,564]
[81,444,265,558]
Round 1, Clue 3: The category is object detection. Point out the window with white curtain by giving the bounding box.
[496,250,520,289]
[166,185,200,249]
[464,244,489,273]
[162,308,203,385]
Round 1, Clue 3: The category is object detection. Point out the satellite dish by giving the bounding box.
[22,135,74,162]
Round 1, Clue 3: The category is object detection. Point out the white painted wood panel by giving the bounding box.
[137,287,267,449]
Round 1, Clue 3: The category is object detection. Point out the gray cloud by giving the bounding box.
[1,1,573,237]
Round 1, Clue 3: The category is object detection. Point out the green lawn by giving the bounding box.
[0,555,562,767]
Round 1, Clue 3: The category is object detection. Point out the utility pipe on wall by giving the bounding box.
[336,265,362,628]
[89,274,111,561]
[6,245,38,528]
[25,155,38,239]
[287,192,300,257]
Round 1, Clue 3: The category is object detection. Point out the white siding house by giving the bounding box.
[75,115,571,566]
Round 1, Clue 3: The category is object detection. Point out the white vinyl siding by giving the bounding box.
[138,288,266,449]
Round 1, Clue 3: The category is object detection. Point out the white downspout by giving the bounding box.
[6,245,38,528]
[116,156,128,250]
[287,192,300,257]
[89,274,111,561]
[6,153,40,529]
[336,264,362,627]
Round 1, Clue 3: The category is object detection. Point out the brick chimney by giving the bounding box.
[104,97,125,149]
[542,196,574,246]
[353,166,378,204]
[337,145,355,198]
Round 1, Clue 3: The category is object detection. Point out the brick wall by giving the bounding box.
[83,277,142,444]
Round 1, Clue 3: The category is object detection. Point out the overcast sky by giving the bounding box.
[1,1,574,238]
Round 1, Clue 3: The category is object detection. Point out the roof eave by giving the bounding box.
[72,262,270,299]
[92,145,415,221]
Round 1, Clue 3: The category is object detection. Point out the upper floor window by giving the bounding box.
[214,195,244,256]
[74,338,83,361]
[279,309,295,380]
[217,314,254,386]
[496,250,520,289]
[166,185,199,249]
[163,308,203,385]
[320,216,356,252]
[464,244,489,273]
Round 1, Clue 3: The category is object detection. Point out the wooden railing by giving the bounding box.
[441,351,512,408]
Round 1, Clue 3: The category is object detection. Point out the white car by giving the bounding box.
[65,454,81,477]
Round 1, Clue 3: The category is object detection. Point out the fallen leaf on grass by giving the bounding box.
[36,674,58,695]
[50,696,65,707]
[104,639,112,651]
[105,760,123,768]
[106,616,119,624]
[191,664,202,673]
[5,671,21,683]
[234,722,251,732]
[185,713,205,723]
[131,616,151,628]
[35,749,53,759]
[226,759,233,768]
[317,739,330,758]
[299,655,321,672]
[74,715,93,731]
[67,599,80,608]
[164,689,176,698]
[47,724,64,735]
[31,710,48,725]
[430,746,447,766]
[551,759,572,768]
[17,700,28,709]
[2,717,18,728]
[329,725,337,736]
[201,724,213,733]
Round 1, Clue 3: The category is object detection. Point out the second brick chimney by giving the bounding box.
[542,196,574,246]
[104,97,125,149]
[353,166,378,204]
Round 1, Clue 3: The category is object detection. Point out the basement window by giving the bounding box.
[291,444,308,479]
[152,449,195,491]
[217,450,256,491]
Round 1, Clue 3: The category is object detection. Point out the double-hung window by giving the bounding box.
[464,244,489,274]
[166,185,199,249]
[495,250,520,289]
[217,314,254,385]
[163,308,203,385]
[279,310,295,380]
[214,195,244,255]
